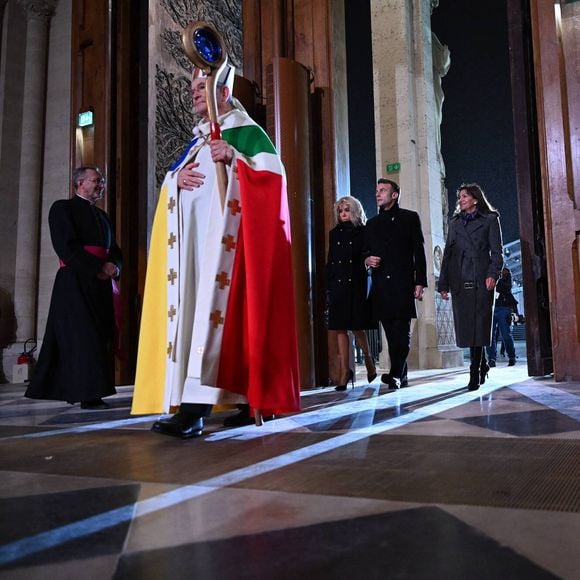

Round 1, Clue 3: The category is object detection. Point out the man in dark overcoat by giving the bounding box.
[364,179,427,388]
[25,166,122,409]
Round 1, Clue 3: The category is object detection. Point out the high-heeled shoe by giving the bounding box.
[480,361,490,385]
[364,355,377,383]
[335,369,354,391]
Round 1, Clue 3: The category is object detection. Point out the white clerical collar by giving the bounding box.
[75,193,97,205]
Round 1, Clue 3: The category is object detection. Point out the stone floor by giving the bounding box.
[0,361,579,579]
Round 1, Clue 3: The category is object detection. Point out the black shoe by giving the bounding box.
[224,409,254,427]
[80,399,110,410]
[399,376,409,388]
[381,374,401,389]
[152,412,204,439]
[224,411,275,427]
[508,359,516,366]
[365,359,377,384]
[223,405,275,427]
[335,369,355,391]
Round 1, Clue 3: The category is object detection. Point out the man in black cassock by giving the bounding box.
[25,166,122,409]
[364,179,427,389]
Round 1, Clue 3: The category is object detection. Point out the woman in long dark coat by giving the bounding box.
[326,196,376,391]
[438,183,503,391]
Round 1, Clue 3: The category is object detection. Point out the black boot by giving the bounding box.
[467,367,480,391]
[480,350,490,385]
[467,347,482,391]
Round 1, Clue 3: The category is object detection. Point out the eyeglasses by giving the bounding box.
[83,177,105,185]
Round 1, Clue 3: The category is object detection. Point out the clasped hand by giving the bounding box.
[97,261,118,280]
[177,139,233,191]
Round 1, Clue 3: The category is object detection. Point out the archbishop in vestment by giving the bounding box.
[132,64,300,437]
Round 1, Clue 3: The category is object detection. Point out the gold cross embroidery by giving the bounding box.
[222,234,236,252]
[167,342,173,357]
[209,310,224,328]
[167,269,177,285]
[227,199,242,216]
[168,232,177,248]
[168,305,176,321]
[215,271,231,290]
[168,197,176,213]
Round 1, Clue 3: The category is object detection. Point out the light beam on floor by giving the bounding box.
[0,378,514,566]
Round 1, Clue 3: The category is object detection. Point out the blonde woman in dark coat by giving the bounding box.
[438,183,503,391]
[327,196,377,391]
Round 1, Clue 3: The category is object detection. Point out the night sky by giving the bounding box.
[431,0,519,243]
[345,0,376,219]
[346,0,519,244]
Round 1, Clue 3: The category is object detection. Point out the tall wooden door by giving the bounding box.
[530,0,580,381]
[508,0,580,381]
[71,0,147,384]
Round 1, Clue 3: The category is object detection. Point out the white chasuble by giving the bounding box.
[165,113,246,408]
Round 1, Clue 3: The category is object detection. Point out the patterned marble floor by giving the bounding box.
[0,362,579,579]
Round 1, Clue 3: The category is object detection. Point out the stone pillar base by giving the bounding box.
[438,346,464,368]
[407,345,464,371]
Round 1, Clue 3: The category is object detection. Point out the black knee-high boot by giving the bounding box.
[468,347,482,391]
[480,349,490,385]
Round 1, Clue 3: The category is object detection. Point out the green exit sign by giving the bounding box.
[77,110,94,127]
[386,162,400,174]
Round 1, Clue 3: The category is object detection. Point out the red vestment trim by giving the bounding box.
[216,162,301,415]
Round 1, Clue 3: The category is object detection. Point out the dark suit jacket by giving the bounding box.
[364,203,427,320]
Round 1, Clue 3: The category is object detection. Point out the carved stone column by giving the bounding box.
[371,0,462,371]
[13,0,56,344]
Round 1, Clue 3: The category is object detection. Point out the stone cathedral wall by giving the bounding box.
[147,0,242,230]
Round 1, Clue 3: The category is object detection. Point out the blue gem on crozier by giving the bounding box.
[194,28,222,64]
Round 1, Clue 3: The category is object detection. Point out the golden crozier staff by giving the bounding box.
[182,21,229,211]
